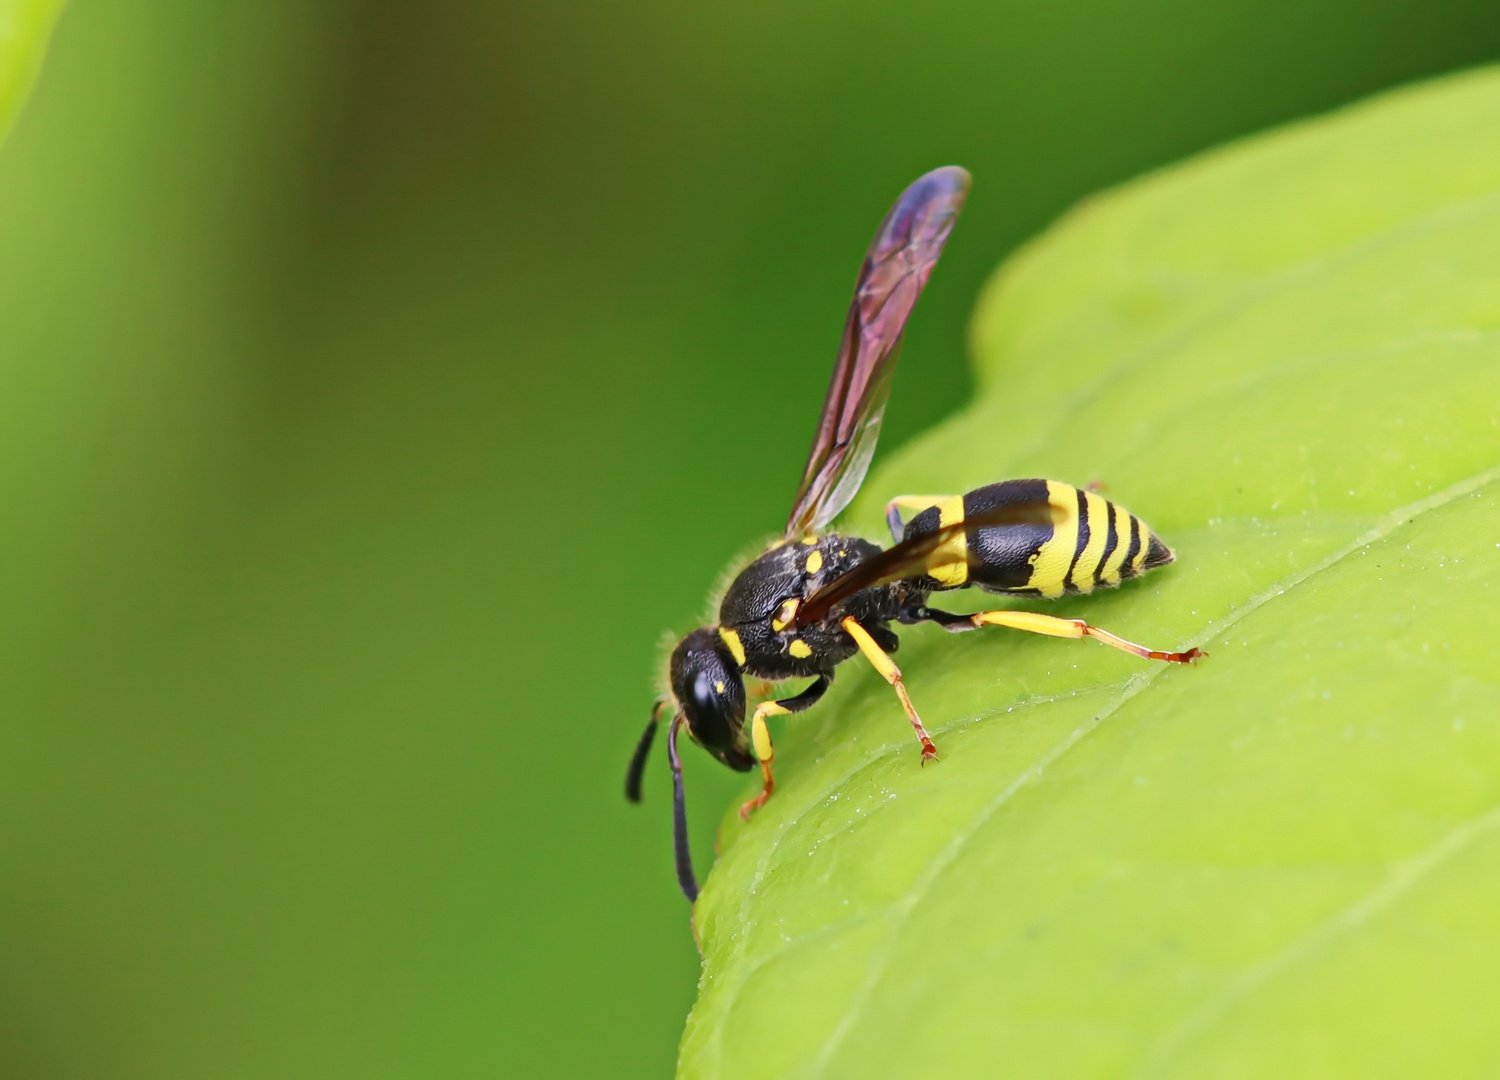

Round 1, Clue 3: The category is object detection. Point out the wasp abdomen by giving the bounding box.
[903,479,1173,599]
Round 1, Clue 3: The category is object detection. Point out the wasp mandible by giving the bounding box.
[626,166,1202,901]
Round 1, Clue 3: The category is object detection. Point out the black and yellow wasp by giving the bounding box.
[626,166,1201,901]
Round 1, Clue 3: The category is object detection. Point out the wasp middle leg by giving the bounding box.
[841,616,939,762]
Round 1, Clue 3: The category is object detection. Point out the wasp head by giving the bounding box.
[669,627,753,772]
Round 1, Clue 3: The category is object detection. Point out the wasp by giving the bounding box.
[626,166,1202,901]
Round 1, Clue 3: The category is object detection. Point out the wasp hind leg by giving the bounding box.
[923,606,1204,664]
[884,494,956,542]
[740,674,831,820]
[841,617,939,763]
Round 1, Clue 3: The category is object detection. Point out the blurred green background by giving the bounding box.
[0,1,1498,1076]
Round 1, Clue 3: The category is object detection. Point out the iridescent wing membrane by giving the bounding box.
[783,166,972,538]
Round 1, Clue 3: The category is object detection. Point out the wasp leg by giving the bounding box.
[931,607,1204,664]
[739,675,830,820]
[841,617,938,763]
[884,494,956,542]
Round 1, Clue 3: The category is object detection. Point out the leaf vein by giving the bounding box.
[991,188,1500,468]
[1134,799,1500,1077]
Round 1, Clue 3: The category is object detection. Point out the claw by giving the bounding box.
[739,792,770,820]
[1161,647,1206,664]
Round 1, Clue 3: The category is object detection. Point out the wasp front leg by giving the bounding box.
[922,606,1203,664]
[740,674,831,820]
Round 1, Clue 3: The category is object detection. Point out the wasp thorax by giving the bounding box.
[668,627,753,772]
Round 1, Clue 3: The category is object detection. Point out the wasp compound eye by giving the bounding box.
[669,627,747,766]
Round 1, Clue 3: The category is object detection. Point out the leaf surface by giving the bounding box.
[680,68,1500,1078]
[0,0,63,145]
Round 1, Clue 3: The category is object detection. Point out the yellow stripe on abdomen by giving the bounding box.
[926,495,969,587]
[1098,501,1133,586]
[1130,515,1150,573]
[1068,489,1111,594]
[1024,481,1079,598]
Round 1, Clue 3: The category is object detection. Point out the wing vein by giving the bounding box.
[784,166,971,537]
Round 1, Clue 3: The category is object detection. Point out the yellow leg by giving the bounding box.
[737,674,831,820]
[968,609,1204,664]
[841,616,939,762]
[738,701,784,820]
[885,494,956,541]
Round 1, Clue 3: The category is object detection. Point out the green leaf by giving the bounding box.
[0,0,63,146]
[680,67,1500,1077]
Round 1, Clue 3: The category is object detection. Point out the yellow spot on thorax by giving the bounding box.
[800,535,819,546]
[805,550,823,575]
[714,680,725,693]
[788,639,813,659]
[771,598,800,632]
[718,626,747,667]
[1025,481,1080,598]
[926,494,968,587]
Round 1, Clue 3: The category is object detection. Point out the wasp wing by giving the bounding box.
[794,498,1060,626]
[784,166,971,539]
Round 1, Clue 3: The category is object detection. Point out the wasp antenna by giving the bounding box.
[668,713,699,902]
[625,699,667,803]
